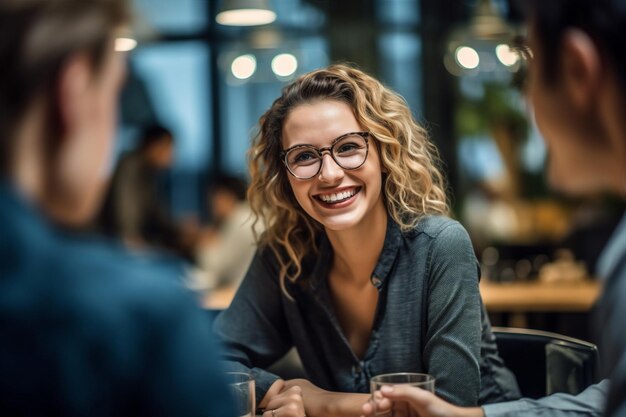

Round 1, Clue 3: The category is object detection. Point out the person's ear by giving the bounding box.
[560,29,602,111]
[56,53,92,137]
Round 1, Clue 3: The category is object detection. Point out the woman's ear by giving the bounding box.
[560,29,602,112]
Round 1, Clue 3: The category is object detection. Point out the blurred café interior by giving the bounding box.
[109,0,625,342]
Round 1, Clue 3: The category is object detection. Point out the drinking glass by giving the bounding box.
[226,372,255,417]
[370,372,435,417]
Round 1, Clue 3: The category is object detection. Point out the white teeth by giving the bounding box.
[319,188,357,203]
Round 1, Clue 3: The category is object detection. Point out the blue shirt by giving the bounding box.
[0,182,234,417]
[483,380,608,417]
[214,215,520,406]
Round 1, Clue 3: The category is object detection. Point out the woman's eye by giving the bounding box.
[336,143,359,154]
[293,151,317,163]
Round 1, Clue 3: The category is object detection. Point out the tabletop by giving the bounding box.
[479,279,602,313]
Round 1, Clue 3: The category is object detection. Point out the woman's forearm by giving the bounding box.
[284,379,370,417]
[318,392,370,417]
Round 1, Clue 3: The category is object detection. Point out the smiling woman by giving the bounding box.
[213,64,521,417]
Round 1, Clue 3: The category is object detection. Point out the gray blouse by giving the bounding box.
[214,215,520,406]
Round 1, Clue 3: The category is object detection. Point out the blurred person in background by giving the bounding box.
[97,123,197,261]
[191,172,263,294]
[0,0,233,415]
[364,0,626,416]
[214,64,519,417]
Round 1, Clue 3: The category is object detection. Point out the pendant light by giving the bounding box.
[216,0,276,26]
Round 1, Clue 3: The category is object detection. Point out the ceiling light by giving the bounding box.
[271,53,298,78]
[115,37,137,52]
[231,54,257,80]
[445,0,520,75]
[216,0,276,26]
[495,44,519,67]
[455,46,480,70]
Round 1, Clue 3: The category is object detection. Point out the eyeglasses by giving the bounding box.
[280,131,370,180]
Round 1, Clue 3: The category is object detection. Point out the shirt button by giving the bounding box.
[371,276,382,287]
[352,364,362,374]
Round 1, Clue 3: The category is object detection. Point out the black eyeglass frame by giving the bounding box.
[280,131,370,180]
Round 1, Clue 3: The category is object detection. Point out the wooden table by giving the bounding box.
[480,279,602,328]
[480,279,602,312]
[205,279,603,314]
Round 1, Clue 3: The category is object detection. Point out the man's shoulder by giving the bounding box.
[5,228,193,326]
[60,236,189,304]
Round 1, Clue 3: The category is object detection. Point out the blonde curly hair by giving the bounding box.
[248,64,449,295]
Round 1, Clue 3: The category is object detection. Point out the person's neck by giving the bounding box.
[10,101,88,228]
[325,203,388,286]
[11,103,46,206]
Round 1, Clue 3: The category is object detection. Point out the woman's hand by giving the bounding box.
[262,385,306,417]
[362,386,484,417]
[284,379,370,417]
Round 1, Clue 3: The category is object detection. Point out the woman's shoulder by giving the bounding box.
[402,215,474,258]
[411,215,469,239]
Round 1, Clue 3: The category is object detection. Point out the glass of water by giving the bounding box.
[226,372,255,417]
[370,372,435,416]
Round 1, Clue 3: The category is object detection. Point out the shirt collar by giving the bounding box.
[306,216,403,292]
[371,218,403,288]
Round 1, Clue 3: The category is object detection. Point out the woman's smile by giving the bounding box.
[314,186,361,207]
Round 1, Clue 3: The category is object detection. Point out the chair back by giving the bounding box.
[492,326,599,399]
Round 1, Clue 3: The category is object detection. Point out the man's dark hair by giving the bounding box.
[526,0,626,89]
[210,173,248,202]
[0,0,131,175]
[137,124,174,152]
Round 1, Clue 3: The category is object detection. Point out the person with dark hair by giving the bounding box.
[138,124,174,153]
[97,123,195,260]
[0,0,233,415]
[364,0,626,416]
[192,172,263,292]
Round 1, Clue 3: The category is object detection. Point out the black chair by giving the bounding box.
[492,326,599,399]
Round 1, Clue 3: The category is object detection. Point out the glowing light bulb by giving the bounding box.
[115,37,137,52]
[216,9,276,26]
[495,44,519,67]
[455,46,480,70]
[231,54,257,80]
[271,53,298,78]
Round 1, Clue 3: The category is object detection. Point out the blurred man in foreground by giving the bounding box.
[0,0,233,415]
[364,0,626,416]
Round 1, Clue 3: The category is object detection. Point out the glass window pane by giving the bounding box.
[378,32,423,117]
[130,42,211,170]
[376,0,420,25]
[132,0,207,34]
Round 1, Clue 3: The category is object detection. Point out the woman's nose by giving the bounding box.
[317,153,344,183]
